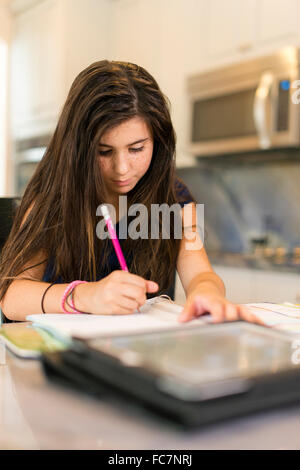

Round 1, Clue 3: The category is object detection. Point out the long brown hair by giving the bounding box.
[0,60,181,302]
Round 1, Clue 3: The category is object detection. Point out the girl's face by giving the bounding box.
[98,116,154,203]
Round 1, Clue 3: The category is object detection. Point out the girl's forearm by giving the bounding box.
[1,280,71,321]
[186,272,226,298]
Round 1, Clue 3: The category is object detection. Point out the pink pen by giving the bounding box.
[100,204,129,271]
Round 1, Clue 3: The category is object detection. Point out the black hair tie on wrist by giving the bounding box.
[41,282,56,314]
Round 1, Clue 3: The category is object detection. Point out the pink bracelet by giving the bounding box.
[61,280,88,314]
[66,288,89,314]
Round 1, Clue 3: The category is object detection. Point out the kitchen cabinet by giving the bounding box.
[10,0,111,139]
[208,0,256,59]
[175,267,300,306]
[174,267,253,305]
[10,0,300,158]
[213,266,300,305]
[257,0,299,45]
[0,0,12,196]
[110,0,162,82]
[212,266,255,304]
[206,0,300,68]
[252,270,300,304]
[11,0,64,138]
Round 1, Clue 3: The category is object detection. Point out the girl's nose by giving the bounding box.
[113,152,129,176]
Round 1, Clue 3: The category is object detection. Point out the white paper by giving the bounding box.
[26,297,211,339]
[246,303,300,327]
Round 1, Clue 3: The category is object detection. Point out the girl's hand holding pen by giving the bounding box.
[73,271,159,315]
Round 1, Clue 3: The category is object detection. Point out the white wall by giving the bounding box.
[0,0,12,196]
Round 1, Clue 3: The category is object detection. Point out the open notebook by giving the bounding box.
[246,302,300,333]
[26,295,212,340]
[26,297,300,340]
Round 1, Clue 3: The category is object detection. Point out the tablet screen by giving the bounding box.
[87,322,299,399]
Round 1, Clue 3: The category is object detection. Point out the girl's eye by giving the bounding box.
[99,147,144,156]
[99,149,112,156]
[130,147,144,153]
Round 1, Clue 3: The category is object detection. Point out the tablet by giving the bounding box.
[0,322,69,359]
[85,322,299,401]
[41,322,300,426]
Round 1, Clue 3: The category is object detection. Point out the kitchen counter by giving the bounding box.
[1,341,300,450]
[208,251,300,274]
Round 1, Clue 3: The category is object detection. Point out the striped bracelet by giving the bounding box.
[61,280,88,314]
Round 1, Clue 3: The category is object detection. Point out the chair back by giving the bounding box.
[0,197,21,324]
[0,197,20,251]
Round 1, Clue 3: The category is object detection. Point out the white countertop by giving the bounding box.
[1,341,300,450]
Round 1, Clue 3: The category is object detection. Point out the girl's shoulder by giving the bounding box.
[174,176,195,207]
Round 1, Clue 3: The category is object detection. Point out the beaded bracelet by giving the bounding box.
[61,280,88,314]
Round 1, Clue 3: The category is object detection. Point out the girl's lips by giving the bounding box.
[113,179,132,187]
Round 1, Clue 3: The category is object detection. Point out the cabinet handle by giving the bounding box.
[238,43,252,52]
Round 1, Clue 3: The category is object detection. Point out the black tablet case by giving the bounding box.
[41,329,300,428]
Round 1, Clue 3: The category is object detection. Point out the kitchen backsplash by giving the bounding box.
[176,149,300,255]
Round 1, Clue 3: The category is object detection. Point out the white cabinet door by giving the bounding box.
[110,0,162,79]
[213,266,300,305]
[257,0,300,45]
[11,7,36,135]
[10,0,113,138]
[213,265,255,304]
[63,0,111,91]
[208,0,256,58]
[206,0,300,68]
[31,0,65,126]
[252,270,300,304]
[175,266,255,306]
[176,265,300,308]
[11,0,64,138]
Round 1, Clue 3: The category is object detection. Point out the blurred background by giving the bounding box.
[1,0,300,304]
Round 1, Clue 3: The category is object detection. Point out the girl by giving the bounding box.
[0,61,259,324]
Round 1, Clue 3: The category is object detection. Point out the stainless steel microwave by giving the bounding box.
[187,46,300,157]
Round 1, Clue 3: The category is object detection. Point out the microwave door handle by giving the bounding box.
[253,72,274,149]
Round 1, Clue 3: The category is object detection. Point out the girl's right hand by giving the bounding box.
[74,271,159,315]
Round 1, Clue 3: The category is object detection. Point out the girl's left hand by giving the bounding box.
[178,292,264,325]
